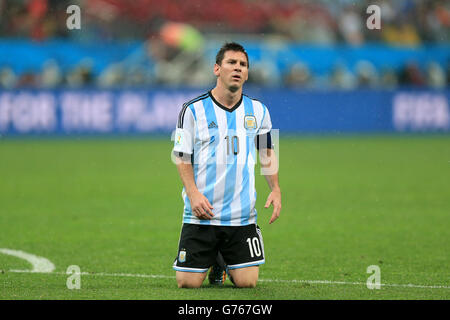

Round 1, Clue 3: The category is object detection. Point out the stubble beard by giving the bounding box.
[228,84,239,93]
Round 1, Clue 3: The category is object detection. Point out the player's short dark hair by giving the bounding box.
[215,42,249,68]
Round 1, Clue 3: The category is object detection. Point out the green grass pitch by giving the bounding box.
[0,135,449,299]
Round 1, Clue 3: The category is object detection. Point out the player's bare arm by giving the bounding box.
[259,148,281,224]
[175,160,214,220]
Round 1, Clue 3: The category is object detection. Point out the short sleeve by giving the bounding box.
[173,106,195,155]
[258,105,272,136]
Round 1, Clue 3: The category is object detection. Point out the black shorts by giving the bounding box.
[173,223,265,273]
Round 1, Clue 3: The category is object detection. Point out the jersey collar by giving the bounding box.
[208,90,243,113]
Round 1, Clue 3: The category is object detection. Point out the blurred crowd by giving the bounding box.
[0,0,449,89]
[1,51,449,90]
[274,59,449,89]
[1,0,449,44]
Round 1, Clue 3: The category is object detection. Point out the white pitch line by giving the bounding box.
[3,248,447,290]
[8,270,173,279]
[257,278,450,289]
[6,270,450,290]
[0,248,55,273]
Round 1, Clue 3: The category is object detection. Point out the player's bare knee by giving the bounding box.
[229,266,259,288]
[177,281,201,288]
[177,278,203,288]
[176,272,205,288]
[234,278,257,288]
[232,275,258,288]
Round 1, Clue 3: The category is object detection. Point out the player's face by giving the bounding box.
[214,50,249,92]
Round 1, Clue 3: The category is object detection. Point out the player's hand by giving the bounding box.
[264,189,281,224]
[188,190,214,220]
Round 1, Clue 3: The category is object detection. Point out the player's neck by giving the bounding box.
[211,86,242,110]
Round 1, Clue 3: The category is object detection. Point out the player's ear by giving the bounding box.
[213,63,220,77]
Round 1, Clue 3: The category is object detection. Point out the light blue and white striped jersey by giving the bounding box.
[173,91,272,226]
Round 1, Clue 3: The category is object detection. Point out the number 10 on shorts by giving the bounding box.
[246,237,262,258]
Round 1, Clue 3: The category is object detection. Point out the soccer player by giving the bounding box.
[172,42,281,288]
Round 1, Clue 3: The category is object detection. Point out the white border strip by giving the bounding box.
[7,270,450,290]
[227,259,265,270]
[172,266,209,273]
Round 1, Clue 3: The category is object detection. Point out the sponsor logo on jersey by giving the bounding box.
[208,121,218,129]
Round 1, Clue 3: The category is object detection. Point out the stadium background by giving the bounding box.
[0,0,449,300]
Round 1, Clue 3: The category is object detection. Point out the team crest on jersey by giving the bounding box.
[244,115,257,130]
[178,249,186,263]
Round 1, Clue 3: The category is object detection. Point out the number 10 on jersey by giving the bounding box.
[225,135,240,155]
